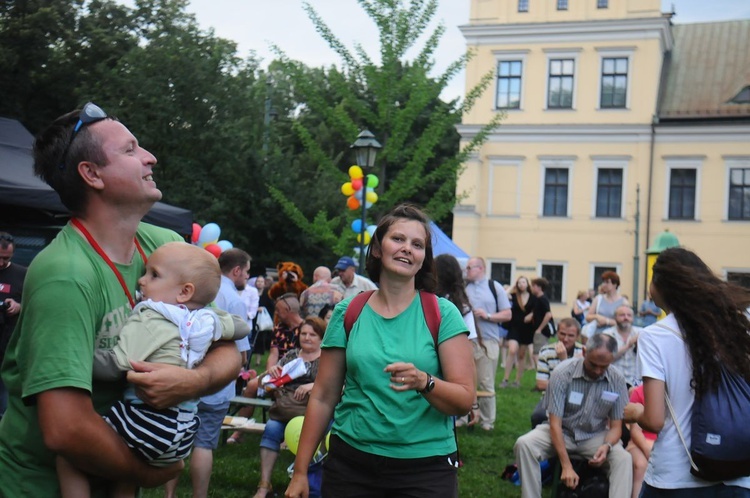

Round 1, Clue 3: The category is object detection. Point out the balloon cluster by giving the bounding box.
[191,222,233,258]
[341,166,379,244]
[284,415,331,456]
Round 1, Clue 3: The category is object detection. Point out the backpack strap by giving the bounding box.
[418,290,441,347]
[343,290,441,348]
[344,290,376,338]
[487,279,499,312]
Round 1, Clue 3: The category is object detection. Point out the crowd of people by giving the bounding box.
[0,103,749,498]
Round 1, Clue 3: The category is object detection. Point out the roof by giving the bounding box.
[659,20,750,120]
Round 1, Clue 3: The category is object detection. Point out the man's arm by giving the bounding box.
[535,311,552,335]
[38,388,181,487]
[127,340,241,409]
[588,419,623,468]
[549,414,579,490]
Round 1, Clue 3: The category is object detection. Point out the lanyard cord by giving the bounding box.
[71,218,147,309]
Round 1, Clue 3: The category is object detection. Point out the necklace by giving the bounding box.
[71,218,147,309]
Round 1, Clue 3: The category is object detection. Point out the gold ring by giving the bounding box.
[401,377,405,383]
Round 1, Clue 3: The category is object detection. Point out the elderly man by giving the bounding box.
[603,305,643,387]
[465,256,511,430]
[514,334,632,498]
[330,256,377,299]
[530,318,585,428]
[299,266,343,318]
[0,103,240,496]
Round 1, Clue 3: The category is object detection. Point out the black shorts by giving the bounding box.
[322,435,458,498]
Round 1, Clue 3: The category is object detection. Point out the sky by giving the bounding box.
[122,0,750,102]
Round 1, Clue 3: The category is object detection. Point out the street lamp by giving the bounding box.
[350,129,382,273]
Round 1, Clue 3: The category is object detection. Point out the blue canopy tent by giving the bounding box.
[430,221,469,264]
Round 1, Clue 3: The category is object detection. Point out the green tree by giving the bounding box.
[269,0,502,256]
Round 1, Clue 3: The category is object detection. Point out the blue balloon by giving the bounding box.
[354,189,364,201]
[351,219,363,233]
[217,240,233,252]
[197,222,221,245]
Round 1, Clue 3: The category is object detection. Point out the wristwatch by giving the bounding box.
[418,374,436,394]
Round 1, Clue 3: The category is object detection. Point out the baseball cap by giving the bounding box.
[334,256,357,271]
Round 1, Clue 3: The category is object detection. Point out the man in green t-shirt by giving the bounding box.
[0,103,242,497]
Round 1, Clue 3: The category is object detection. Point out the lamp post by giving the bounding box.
[350,130,382,273]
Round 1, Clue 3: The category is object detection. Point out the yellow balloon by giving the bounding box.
[365,191,378,204]
[284,416,305,455]
[348,165,364,180]
[341,182,354,196]
[356,232,371,245]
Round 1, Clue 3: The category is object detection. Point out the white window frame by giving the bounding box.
[543,49,581,111]
[539,158,575,218]
[724,156,750,221]
[487,156,523,217]
[493,50,529,111]
[596,47,635,110]
[590,263,623,290]
[592,159,628,219]
[537,261,568,304]
[664,157,703,221]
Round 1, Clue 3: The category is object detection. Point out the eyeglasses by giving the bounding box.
[466,265,481,271]
[58,102,108,169]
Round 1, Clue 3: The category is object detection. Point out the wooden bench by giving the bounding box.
[228,395,273,422]
[221,420,266,436]
[477,390,494,398]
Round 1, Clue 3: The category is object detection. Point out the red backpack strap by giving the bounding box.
[343,290,376,338]
[419,290,442,348]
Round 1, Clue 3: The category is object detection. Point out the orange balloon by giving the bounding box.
[347,196,360,210]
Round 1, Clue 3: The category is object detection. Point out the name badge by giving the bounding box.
[568,391,584,405]
[601,391,619,403]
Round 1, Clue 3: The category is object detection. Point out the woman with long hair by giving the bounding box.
[285,204,475,498]
[625,247,750,495]
[435,253,481,425]
[500,275,537,388]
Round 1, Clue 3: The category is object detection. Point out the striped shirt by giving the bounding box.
[546,357,628,442]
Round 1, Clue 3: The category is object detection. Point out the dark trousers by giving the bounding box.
[322,435,458,498]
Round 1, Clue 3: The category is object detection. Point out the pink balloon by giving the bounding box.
[205,244,222,258]
[191,223,201,244]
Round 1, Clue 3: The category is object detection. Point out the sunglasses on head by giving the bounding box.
[58,102,108,169]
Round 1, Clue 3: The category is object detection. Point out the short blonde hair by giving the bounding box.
[154,242,221,306]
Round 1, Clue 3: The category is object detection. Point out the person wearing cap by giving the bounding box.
[330,256,377,299]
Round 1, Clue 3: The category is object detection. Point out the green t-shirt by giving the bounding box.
[322,293,467,459]
[0,222,181,497]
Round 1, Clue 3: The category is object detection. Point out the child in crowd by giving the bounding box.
[56,242,250,497]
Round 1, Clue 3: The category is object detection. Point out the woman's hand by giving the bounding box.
[285,471,309,498]
[293,383,313,401]
[595,315,612,327]
[268,364,282,379]
[384,362,426,392]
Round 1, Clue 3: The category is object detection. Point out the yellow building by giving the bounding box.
[453,0,750,317]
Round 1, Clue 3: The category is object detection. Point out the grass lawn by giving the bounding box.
[144,360,549,498]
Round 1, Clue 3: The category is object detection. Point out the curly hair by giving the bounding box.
[365,204,436,293]
[651,247,750,397]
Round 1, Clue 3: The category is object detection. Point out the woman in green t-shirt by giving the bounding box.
[286,204,475,498]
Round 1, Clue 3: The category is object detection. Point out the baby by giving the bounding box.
[57,241,250,497]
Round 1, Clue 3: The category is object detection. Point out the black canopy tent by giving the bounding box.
[0,117,193,236]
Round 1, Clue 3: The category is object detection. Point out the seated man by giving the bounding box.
[530,318,584,428]
[514,334,632,498]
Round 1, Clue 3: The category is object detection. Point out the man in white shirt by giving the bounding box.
[330,256,377,299]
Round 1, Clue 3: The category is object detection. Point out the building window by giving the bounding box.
[518,0,529,12]
[597,0,608,8]
[496,61,522,109]
[600,57,628,108]
[729,86,750,104]
[729,168,750,220]
[668,169,696,219]
[596,168,623,218]
[541,264,564,303]
[543,168,569,217]
[593,266,617,291]
[557,0,568,10]
[728,271,750,290]
[490,262,512,286]
[548,59,574,109]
